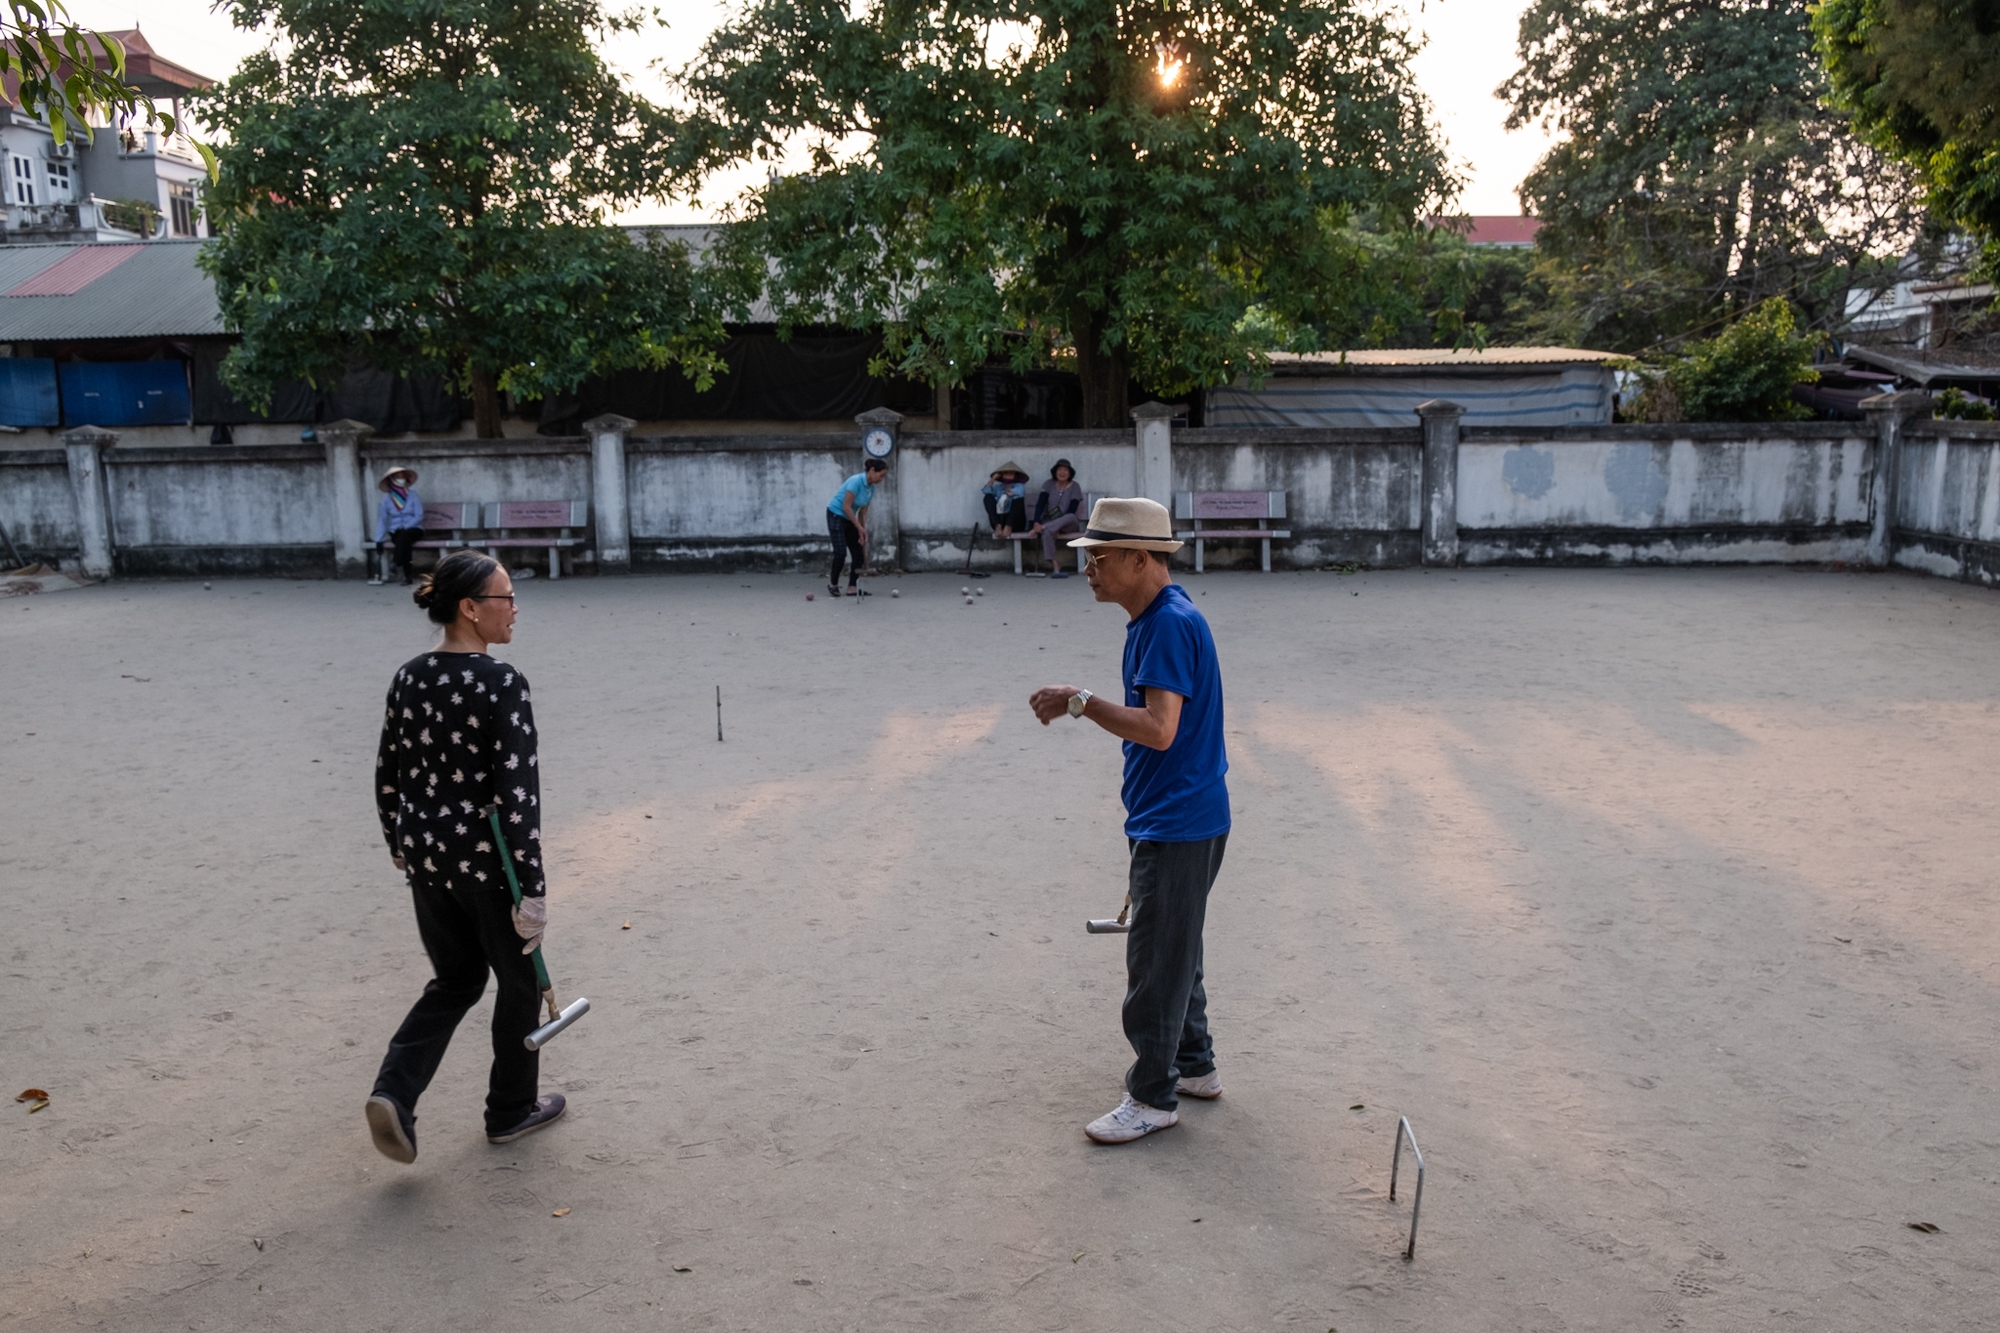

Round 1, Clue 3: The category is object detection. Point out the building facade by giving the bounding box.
[1,29,211,246]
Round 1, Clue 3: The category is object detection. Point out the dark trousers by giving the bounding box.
[385,526,421,578]
[984,494,1025,531]
[827,511,865,586]
[372,874,541,1135]
[1123,833,1228,1111]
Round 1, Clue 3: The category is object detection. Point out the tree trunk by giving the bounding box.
[469,365,505,439]
[1071,303,1130,429]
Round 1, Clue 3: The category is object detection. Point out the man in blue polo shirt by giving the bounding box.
[1030,497,1230,1143]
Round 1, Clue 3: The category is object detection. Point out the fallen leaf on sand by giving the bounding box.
[253,1238,264,1250]
[672,1264,692,1273]
[25,1099,49,1113]
[1071,1252,1084,1264]
[622,921,632,930]
[16,1089,48,1102]
[1349,1103,1364,1111]
[552,1207,571,1218]
[1907,1221,1941,1233]
[1834,936,1852,944]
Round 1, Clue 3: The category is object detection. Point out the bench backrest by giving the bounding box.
[484,500,588,529]
[418,501,475,531]
[1173,490,1287,521]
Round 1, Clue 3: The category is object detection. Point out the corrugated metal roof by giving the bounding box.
[1268,347,1619,375]
[0,240,223,339]
[5,244,144,297]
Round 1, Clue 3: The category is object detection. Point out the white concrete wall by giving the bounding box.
[629,441,852,541]
[1892,423,2000,585]
[24,415,2000,587]
[0,451,77,554]
[1459,433,1870,529]
[104,449,333,549]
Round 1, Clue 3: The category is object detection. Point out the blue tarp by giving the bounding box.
[59,360,191,427]
[0,357,60,426]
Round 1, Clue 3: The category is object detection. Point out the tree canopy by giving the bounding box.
[677,0,1455,426]
[196,0,729,437]
[1502,0,1921,353]
[1815,0,2000,248]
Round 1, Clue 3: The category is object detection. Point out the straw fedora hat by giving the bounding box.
[376,465,419,492]
[1067,497,1183,553]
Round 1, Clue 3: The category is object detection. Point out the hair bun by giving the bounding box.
[411,576,438,610]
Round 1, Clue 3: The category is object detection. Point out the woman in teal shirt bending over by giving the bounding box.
[826,458,887,597]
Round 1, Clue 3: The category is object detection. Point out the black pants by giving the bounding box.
[827,512,864,587]
[372,874,541,1134]
[1123,833,1228,1111]
[984,494,1025,531]
[386,526,421,578]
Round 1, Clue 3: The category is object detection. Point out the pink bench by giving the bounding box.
[481,501,588,580]
[373,501,477,581]
[1172,491,1292,572]
[1005,491,1103,575]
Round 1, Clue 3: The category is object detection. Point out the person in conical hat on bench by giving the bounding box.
[1028,497,1231,1143]
[373,465,425,587]
[980,462,1031,538]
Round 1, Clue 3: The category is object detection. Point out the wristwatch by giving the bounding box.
[1067,689,1093,718]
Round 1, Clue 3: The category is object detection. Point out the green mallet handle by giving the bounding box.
[484,805,554,1000]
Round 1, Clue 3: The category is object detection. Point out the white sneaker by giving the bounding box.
[1175,1069,1223,1100]
[1085,1095,1179,1144]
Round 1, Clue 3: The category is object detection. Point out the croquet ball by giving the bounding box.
[975,588,983,596]
[961,586,969,594]
[890,588,900,598]
[965,596,974,605]
[203,582,212,590]
[806,592,815,601]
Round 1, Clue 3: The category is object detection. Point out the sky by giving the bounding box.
[80,0,1553,219]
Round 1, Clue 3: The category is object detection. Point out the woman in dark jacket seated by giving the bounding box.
[1028,458,1085,577]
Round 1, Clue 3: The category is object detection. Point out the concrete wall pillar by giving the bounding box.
[855,407,903,570]
[1861,391,1932,568]
[584,414,636,574]
[1415,399,1465,567]
[319,418,374,579]
[61,425,117,579]
[1131,401,1175,508]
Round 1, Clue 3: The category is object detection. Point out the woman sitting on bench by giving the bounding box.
[981,462,1031,538]
[374,465,425,587]
[1028,458,1084,577]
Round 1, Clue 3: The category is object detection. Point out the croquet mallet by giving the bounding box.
[481,803,591,1050]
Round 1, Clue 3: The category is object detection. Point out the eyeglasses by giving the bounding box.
[472,593,517,605]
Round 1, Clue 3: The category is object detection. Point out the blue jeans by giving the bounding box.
[1123,833,1228,1110]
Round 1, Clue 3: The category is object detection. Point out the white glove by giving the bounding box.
[512,895,547,955]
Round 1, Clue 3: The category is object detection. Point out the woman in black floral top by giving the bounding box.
[364,550,567,1163]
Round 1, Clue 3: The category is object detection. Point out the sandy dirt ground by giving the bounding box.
[4,565,1998,1332]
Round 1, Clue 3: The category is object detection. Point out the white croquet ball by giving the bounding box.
[975,588,983,596]
[965,596,974,605]
[960,586,969,594]
[890,588,899,598]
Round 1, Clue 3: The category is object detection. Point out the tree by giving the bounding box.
[1628,296,1821,421]
[1815,0,2000,247]
[678,0,1454,427]
[196,0,729,438]
[1501,0,1922,353]
[3,1,205,159]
